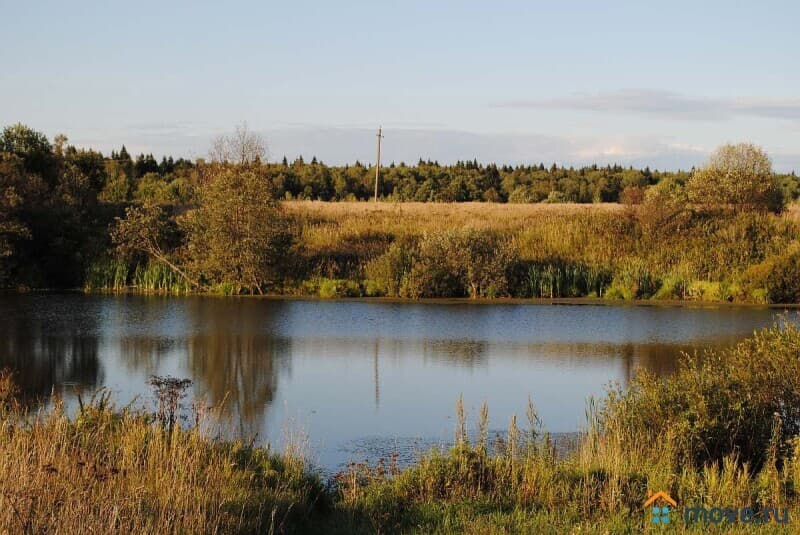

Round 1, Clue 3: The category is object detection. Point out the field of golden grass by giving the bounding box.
[283,201,627,256]
[283,200,624,227]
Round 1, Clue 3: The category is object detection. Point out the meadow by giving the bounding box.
[2,322,800,533]
[284,200,800,303]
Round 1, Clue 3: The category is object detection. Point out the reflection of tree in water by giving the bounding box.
[0,313,101,405]
[620,342,700,385]
[183,299,291,439]
[118,336,179,377]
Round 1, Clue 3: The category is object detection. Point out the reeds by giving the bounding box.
[0,382,323,534]
[84,258,128,292]
[84,259,190,294]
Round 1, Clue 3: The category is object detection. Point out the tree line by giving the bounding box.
[1,122,798,297]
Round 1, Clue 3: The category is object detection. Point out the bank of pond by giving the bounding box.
[82,203,800,305]
[1,323,800,533]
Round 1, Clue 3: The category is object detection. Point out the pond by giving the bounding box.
[0,294,789,471]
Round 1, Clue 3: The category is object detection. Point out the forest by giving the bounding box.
[2,122,800,302]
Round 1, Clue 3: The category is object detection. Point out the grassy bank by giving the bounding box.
[85,201,800,303]
[2,323,800,532]
[284,201,800,303]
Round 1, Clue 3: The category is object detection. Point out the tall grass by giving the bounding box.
[2,323,800,532]
[0,380,324,534]
[285,201,800,303]
[131,261,190,294]
[520,260,613,298]
[332,322,800,532]
[84,258,129,292]
[84,259,190,294]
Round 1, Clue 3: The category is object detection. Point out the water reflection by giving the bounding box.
[0,296,102,403]
[0,294,785,468]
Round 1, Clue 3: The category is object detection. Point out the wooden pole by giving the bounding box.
[374,126,383,202]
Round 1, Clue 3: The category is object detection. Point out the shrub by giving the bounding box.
[365,241,417,297]
[316,278,364,298]
[687,143,784,213]
[606,259,659,299]
[543,190,568,203]
[637,178,690,237]
[742,248,800,303]
[619,185,645,205]
[603,321,800,469]
[406,229,518,298]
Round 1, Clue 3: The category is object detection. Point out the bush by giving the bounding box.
[314,278,364,299]
[365,241,417,297]
[742,247,800,304]
[606,259,659,299]
[604,321,800,469]
[406,229,518,299]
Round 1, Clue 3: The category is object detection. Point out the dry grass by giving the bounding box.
[2,324,800,532]
[784,203,800,221]
[281,200,800,303]
[284,200,624,232]
[284,201,628,263]
[0,386,323,534]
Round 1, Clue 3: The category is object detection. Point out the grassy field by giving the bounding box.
[280,200,800,303]
[83,199,800,302]
[284,201,626,250]
[2,323,800,533]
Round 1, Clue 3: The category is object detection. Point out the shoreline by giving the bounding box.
[5,288,799,308]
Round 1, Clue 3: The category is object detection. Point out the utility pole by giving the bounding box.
[374,126,383,202]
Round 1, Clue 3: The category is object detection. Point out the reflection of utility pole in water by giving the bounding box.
[374,127,383,202]
[621,343,634,387]
[373,338,380,409]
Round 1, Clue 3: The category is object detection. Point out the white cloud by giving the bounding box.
[63,124,798,172]
[496,90,800,122]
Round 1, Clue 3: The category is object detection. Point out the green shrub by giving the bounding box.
[686,280,723,301]
[606,259,660,300]
[406,229,518,298]
[603,321,800,469]
[365,241,417,297]
[316,278,363,298]
[742,247,800,303]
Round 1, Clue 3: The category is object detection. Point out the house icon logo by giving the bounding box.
[644,490,677,525]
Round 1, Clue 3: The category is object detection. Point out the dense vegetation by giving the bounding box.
[2,323,800,532]
[2,122,800,302]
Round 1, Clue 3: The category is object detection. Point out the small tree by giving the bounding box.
[638,177,690,237]
[111,201,199,289]
[149,375,192,433]
[209,122,267,165]
[182,166,292,294]
[687,143,783,213]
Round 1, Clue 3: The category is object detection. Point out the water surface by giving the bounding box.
[0,294,787,470]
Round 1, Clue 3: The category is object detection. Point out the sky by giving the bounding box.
[2,0,799,171]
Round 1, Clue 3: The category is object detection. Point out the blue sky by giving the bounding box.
[2,0,799,170]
